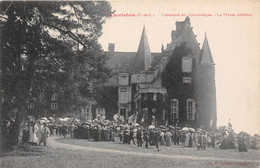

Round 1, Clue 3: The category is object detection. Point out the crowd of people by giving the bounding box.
[2,116,259,152]
[30,117,260,152]
[21,121,50,146]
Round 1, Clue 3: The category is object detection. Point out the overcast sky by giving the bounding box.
[99,0,260,135]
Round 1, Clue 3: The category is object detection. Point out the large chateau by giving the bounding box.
[104,17,217,130]
[27,17,217,130]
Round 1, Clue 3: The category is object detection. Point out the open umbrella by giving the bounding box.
[148,125,155,129]
[175,127,181,130]
[196,128,203,133]
[40,120,46,124]
[168,125,175,130]
[74,119,80,122]
[48,117,54,120]
[134,123,140,127]
[188,128,195,132]
[125,124,130,129]
[182,127,189,131]
[159,125,167,129]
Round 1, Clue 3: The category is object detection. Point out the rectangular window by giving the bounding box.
[51,103,58,110]
[183,77,192,83]
[170,99,179,119]
[182,57,192,73]
[119,87,128,103]
[187,99,195,120]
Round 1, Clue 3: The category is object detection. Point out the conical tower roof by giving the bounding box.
[132,26,152,72]
[200,34,214,64]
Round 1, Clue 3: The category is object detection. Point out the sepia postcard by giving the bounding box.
[0,0,260,168]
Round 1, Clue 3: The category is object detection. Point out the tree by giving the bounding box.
[0,1,113,148]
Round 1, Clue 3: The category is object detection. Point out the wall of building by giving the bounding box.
[195,64,217,130]
[161,44,197,128]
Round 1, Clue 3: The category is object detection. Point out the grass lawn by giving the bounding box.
[56,137,260,162]
[1,137,259,168]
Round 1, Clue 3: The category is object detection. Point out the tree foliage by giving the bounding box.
[0,1,113,146]
[161,43,195,95]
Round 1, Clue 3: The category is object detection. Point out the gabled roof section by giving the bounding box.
[106,51,136,72]
[165,17,201,63]
[132,26,152,72]
[199,34,214,64]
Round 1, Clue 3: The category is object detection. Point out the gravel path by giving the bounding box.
[49,137,260,163]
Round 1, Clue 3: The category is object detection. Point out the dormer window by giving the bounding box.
[182,57,192,73]
[119,74,129,85]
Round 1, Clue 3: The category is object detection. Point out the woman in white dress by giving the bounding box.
[37,122,43,146]
[28,121,39,145]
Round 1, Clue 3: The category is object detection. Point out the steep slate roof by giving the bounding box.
[199,34,214,64]
[104,52,135,86]
[104,17,205,86]
[106,52,136,72]
[104,51,159,86]
[132,26,152,72]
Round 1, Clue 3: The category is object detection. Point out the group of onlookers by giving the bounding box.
[22,121,50,146]
[47,119,259,152]
[2,116,258,153]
